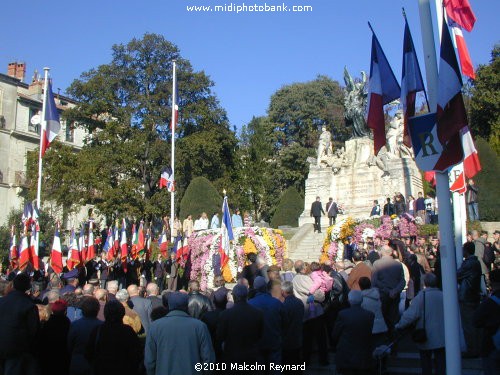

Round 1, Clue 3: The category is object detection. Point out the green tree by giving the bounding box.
[179,177,222,220]
[270,187,304,228]
[475,138,500,221]
[268,75,346,148]
[469,45,500,154]
[0,226,10,269]
[25,33,237,220]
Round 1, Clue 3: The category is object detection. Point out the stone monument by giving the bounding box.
[299,69,423,225]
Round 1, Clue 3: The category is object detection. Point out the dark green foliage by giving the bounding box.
[0,226,10,269]
[179,177,222,220]
[270,187,304,228]
[469,45,500,154]
[475,138,500,221]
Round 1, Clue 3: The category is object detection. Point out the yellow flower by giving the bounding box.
[243,238,257,254]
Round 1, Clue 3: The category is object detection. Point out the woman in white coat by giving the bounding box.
[395,273,445,375]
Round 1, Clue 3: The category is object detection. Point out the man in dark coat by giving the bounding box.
[332,290,375,374]
[241,253,259,289]
[383,197,395,216]
[281,281,305,370]
[326,197,339,226]
[457,241,483,357]
[153,254,166,291]
[0,274,40,375]
[310,196,325,233]
[127,284,152,334]
[217,284,264,368]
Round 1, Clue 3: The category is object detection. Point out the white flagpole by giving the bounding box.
[36,67,50,210]
[170,61,176,242]
[418,1,462,374]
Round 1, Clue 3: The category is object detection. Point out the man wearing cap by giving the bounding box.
[310,196,325,233]
[0,274,40,374]
[217,284,264,367]
[61,269,80,295]
[145,292,215,375]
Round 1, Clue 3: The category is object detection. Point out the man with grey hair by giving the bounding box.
[146,282,163,309]
[281,281,305,368]
[332,290,375,374]
[45,289,61,304]
[128,284,152,334]
[106,280,118,301]
[145,292,215,375]
[372,245,405,338]
[116,289,142,334]
[82,284,95,296]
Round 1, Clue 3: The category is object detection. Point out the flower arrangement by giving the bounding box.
[186,227,287,290]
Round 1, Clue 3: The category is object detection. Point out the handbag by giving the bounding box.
[411,291,428,343]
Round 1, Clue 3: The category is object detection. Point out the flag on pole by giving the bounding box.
[67,229,81,270]
[461,126,481,178]
[113,224,120,259]
[120,219,128,273]
[449,163,467,194]
[18,232,30,271]
[220,196,234,275]
[424,171,436,186]
[87,221,96,261]
[158,227,169,258]
[366,26,401,155]
[436,17,466,167]
[145,227,152,261]
[29,223,40,271]
[9,227,18,270]
[401,16,427,147]
[449,21,475,79]
[444,0,476,32]
[50,225,63,274]
[103,227,114,258]
[41,80,61,157]
[79,225,87,263]
[159,167,175,192]
[130,223,138,259]
[137,222,145,256]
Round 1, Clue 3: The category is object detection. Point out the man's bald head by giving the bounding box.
[146,283,159,297]
[127,284,139,297]
[95,288,107,302]
[380,245,393,257]
[294,260,305,274]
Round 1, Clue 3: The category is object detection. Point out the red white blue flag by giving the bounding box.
[444,0,476,32]
[67,229,81,270]
[9,227,18,269]
[18,232,30,271]
[87,221,96,261]
[158,227,168,258]
[366,28,401,155]
[50,225,63,274]
[159,167,175,192]
[120,219,128,272]
[401,17,427,147]
[41,81,61,157]
[29,223,40,271]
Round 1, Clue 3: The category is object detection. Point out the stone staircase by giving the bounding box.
[287,224,328,263]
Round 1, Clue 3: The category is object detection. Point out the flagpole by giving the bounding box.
[36,67,50,210]
[170,61,176,242]
[418,1,462,374]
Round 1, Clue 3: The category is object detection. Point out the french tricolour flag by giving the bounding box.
[220,196,234,269]
[448,20,475,80]
[401,17,427,147]
[436,17,466,168]
[29,223,40,271]
[366,27,401,155]
[120,219,128,272]
[159,167,175,192]
[158,227,168,258]
[67,229,81,270]
[9,228,18,269]
[87,221,95,261]
[18,233,30,271]
[103,227,113,255]
[41,81,61,157]
[79,225,87,262]
[461,126,481,178]
[50,226,63,274]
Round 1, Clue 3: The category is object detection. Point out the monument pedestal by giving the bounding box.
[299,137,423,224]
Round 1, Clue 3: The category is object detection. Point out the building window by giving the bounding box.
[28,108,41,134]
[65,122,74,142]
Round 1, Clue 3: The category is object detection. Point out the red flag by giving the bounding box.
[424,171,436,187]
[9,227,18,270]
[120,219,128,273]
[50,225,63,274]
[18,233,30,271]
[158,228,169,258]
[67,229,81,270]
[461,127,481,178]
[87,221,96,261]
[449,21,475,80]
[137,222,145,255]
[444,0,476,32]
[29,223,40,271]
[366,27,401,155]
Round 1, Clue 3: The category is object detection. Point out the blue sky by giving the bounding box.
[1,0,498,131]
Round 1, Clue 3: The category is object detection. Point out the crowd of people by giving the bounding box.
[0,228,499,375]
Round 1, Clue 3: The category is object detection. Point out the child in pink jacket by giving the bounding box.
[309,262,334,294]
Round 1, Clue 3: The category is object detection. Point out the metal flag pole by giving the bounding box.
[36,67,50,210]
[417,1,462,374]
[170,61,176,242]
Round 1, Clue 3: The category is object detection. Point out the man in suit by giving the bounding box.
[332,290,375,374]
[153,254,166,292]
[326,197,339,226]
[127,284,152,334]
[145,283,163,310]
[383,197,395,216]
[310,196,325,233]
[217,284,264,368]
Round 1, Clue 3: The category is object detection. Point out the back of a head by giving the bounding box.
[294,260,305,274]
[168,292,189,312]
[106,280,118,294]
[253,276,267,292]
[46,289,61,303]
[82,284,95,296]
[358,277,372,291]
[232,284,249,302]
[213,276,225,288]
[352,251,363,262]
[104,300,125,323]
[146,283,159,296]
[95,289,108,302]
[380,245,393,257]
[463,241,476,257]
[80,296,100,318]
[13,273,31,293]
[247,253,257,264]
[188,280,200,293]
[281,281,294,295]
[348,290,363,306]
[310,262,321,272]
[115,289,129,303]
[50,300,68,316]
[127,284,139,297]
[423,273,438,288]
[151,306,168,321]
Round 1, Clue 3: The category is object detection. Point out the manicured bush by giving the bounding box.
[179,177,222,221]
[271,187,304,228]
